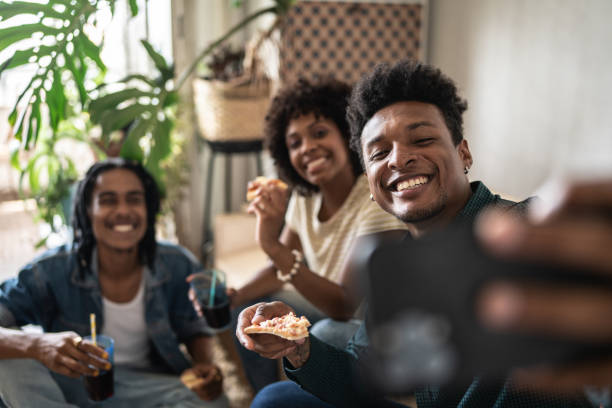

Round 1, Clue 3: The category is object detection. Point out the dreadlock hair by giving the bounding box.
[72,158,160,271]
[264,77,362,196]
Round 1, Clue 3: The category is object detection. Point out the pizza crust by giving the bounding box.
[244,312,311,340]
[246,177,288,201]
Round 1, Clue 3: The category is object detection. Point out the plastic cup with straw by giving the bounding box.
[188,269,230,329]
[83,313,114,401]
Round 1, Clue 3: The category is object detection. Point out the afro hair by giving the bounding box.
[347,59,468,164]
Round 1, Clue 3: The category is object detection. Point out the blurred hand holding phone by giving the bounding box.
[357,216,612,394]
[474,179,612,393]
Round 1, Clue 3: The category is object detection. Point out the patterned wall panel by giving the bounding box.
[280,1,424,84]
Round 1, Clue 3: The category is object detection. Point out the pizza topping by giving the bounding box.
[244,312,311,340]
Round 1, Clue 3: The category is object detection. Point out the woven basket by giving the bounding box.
[193,78,271,142]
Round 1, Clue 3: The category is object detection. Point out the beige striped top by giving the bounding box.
[285,174,408,283]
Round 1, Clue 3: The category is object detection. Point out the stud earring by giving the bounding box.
[369,194,375,201]
[464,167,469,175]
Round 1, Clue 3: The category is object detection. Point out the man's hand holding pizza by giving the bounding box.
[236,301,311,368]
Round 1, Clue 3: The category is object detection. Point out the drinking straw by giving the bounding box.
[90,313,97,346]
[208,270,217,308]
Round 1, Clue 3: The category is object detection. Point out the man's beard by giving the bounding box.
[396,191,448,224]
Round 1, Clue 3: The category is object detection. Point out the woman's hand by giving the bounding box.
[225,287,241,309]
[247,181,290,254]
[31,332,110,378]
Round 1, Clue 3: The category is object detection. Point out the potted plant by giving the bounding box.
[1,0,295,247]
[192,3,288,142]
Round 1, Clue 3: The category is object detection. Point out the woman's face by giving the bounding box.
[285,112,352,188]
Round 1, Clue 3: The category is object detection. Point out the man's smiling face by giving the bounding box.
[88,168,147,253]
[361,101,473,226]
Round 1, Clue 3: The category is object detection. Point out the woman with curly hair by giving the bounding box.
[229,77,407,392]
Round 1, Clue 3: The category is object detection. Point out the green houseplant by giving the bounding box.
[1,0,295,246]
[18,119,86,246]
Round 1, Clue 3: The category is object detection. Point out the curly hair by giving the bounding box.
[72,158,160,272]
[348,59,468,163]
[264,77,362,195]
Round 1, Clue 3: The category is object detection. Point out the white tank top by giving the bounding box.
[102,273,151,368]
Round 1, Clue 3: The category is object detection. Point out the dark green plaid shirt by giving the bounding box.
[285,182,591,408]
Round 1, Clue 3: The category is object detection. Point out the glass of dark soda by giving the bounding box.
[83,335,114,401]
[190,269,231,329]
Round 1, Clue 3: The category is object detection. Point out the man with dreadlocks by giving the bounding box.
[0,158,228,407]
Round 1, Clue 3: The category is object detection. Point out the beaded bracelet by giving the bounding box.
[276,249,303,283]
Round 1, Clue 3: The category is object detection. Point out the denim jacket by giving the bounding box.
[0,242,210,374]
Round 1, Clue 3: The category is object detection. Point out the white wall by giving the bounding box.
[428,0,612,198]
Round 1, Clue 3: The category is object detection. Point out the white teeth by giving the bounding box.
[396,176,428,191]
[307,157,326,169]
[113,224,134,232]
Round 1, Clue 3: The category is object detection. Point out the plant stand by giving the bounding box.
[193,77,271,266]
[201,139,264,265]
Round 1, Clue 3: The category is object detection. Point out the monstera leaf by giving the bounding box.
[0,1,127,151]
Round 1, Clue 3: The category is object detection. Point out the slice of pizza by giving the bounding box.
[246,176,288,201]
[180,371,203,388]
[244,312,311,340]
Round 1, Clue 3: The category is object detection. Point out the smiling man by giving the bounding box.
[359,101,473,235]
[236,60,597,408]
[0,159,228,408]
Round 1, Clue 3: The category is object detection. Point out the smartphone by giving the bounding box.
[355,222,612,394]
